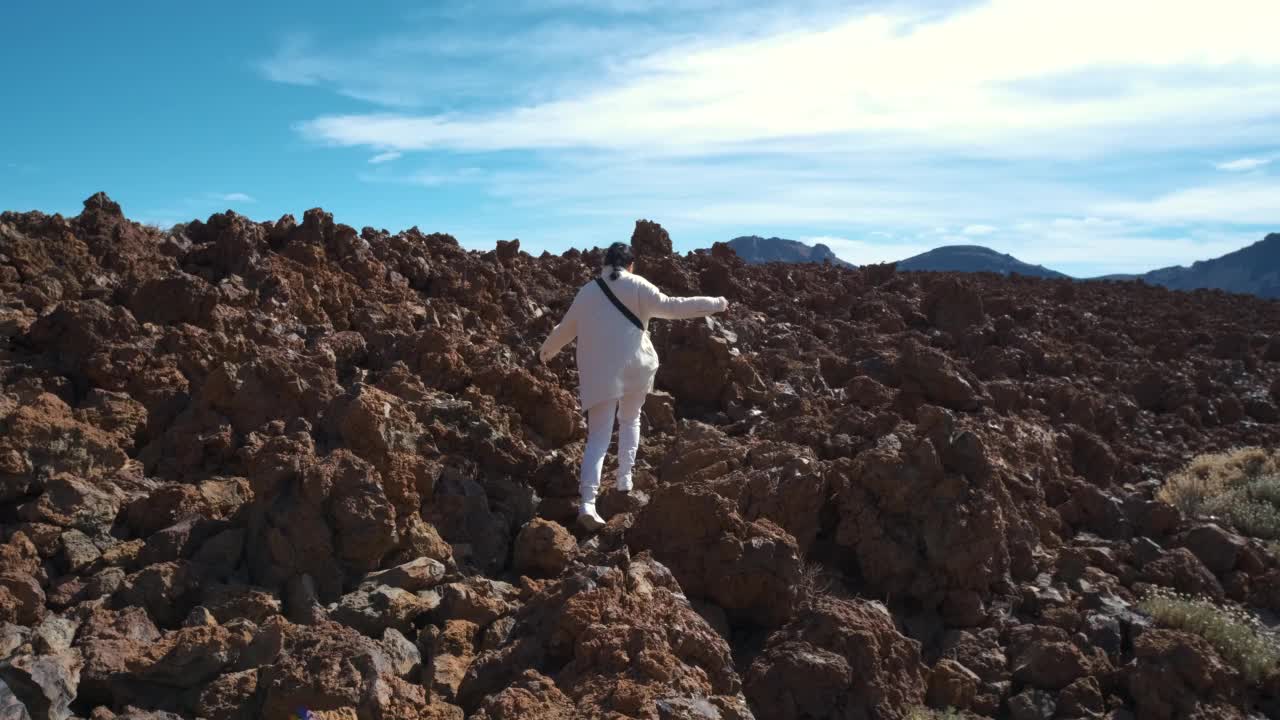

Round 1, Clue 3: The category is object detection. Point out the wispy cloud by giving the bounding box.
[262,1,1279,276]
[1215,155,1274,172]
[215,192,255,203]
[805,235,934,264]
[809,221,1253,275]
[295,0,1280,156]
[1005,218,1254,274]
[1096,180,1280,224]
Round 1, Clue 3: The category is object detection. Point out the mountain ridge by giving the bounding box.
[894,244,1067,279]
[717,233,1280,298]
[726,235,854,267]
[1124,232,1280,299]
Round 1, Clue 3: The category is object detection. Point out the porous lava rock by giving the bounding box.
[2,194,1279,718]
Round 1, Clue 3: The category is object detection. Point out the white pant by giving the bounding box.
[580,391,646,507]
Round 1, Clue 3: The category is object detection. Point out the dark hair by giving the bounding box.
[604,242,634,280]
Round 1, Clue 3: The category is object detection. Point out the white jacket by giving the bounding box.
[540,268,727,409]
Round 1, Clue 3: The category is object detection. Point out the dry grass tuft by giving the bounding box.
[797,560,833,602]
[1159,447,1280,516]
[1138,588,1280,685]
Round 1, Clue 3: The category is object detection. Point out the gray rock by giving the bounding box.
[1008,688,1056,720]
[191,528,245,578]
[0,627,31,662]
[19,475,122,535]
[82,567,125,603]
[1081,590,1151,650]
[1131,537,1162,567]
[1180,524,1244,576]
[656,696,722,719]
[359,557,446,592]
[480,616,516,652]
[0,677,33,720]
[284,573,325,625]
[380,628,421,679]
[0,650,81,720]
[31,618,78,655]
[58,531,99,574]
[183,606,218,628]
[139,517,222,565]
[114,707,186,719]
[1083,613,1122,657]
[329,585,435,637]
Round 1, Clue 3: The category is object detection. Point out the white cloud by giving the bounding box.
[1215,156,1273,172]
[801,225,1253,274]
[975,216,1258,275]
[1096,181,1280,224]
[369,151,403,164]
[962,224,996,236]
[297,0,1280,156]
[805,235,933,264]
[217,193,255,203]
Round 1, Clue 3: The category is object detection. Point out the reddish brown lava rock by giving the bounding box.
[627,480,802,627]
[461,554,751,719]
[512,519,577,578]
[630,219,674,257]
[2,194,1280,718]
[744,596,927,719]
[1141,548,1225,600]
[1128,629,1245,720]
[926,658,980,710]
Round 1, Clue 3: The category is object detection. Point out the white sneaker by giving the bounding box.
[616,476,633,493]
[578,504,606,531]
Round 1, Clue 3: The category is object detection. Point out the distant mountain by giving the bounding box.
[1119,233,1280,299]
[718,234,1280,300]
[895,245,1068,279]
[726,235,854,267]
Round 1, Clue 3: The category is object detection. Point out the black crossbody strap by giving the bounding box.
[595,278,644,331]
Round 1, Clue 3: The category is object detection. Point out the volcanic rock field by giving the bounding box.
[2,193,1280,719]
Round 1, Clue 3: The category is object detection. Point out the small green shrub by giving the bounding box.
[1138,590,1280,685]
[1203,491,1280,540]
[1247,474,1280,506]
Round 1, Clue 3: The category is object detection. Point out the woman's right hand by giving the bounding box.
[716,297,729,312]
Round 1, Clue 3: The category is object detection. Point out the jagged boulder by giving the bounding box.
[628,481,802,627]
[512,520,576,578]
[744,596,926,720]
[460,554,749,718]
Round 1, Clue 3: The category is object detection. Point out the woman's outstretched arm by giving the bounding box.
[539,294,581,362]
[639,279,728,321]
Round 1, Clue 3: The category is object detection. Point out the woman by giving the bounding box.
[539,242,729,529]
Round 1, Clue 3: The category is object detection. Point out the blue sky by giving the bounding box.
[2,0,1278,276]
